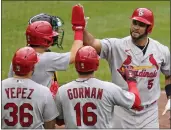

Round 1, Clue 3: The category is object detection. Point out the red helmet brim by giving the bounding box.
[132,17,151,25]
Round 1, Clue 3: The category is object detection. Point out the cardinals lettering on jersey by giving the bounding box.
[117,54,159,79]
[67,87,103,100]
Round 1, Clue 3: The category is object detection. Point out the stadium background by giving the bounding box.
[2,1,170,128]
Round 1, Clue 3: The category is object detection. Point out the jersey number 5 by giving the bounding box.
[74,102,97,126]
[148,79,154,89]
[4,103,33,127]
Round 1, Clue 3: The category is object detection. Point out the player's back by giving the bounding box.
[8,52,70,87]
[57,78,134,128]
[2,77,54,129]
[31,52,70,87]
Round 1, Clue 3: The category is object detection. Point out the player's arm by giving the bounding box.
[125,70,141,110]
[54,88,65,126]
[46,3,87,73]
[165,75,171,98]
[72,4,116,61]
[83,30,102,55]
[124,69,142,110]
[43,89,59,129]
[162,75,171,115]
[69,37,83,64]
[117,67,142,110]
[160,46,171,115]
[69,4,87,64]
[71,4,102,55]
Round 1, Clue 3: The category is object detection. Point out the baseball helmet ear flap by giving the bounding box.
[131,8,154,33]
[146,24,153,34]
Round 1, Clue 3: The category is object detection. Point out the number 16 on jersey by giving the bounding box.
[74,102,97,126]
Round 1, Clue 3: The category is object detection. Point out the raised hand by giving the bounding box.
[71,4,86,31]
[118,66,136,82]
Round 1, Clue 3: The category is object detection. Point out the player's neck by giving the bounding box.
[33,47,46,53]
[134,37,148,46]
[78,74,94,79]
[13,72,32,79]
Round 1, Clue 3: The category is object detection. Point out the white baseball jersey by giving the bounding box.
[2,77,59,129]
[54,78,135,128]
[99,36,170,128]
[8,52,70,87]
[100,36,170,106]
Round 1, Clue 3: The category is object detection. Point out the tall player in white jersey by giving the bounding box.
[54,13,143,127]
[2,47,59,129]
[73,5,171,128]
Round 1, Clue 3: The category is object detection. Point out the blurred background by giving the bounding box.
[2,1,170,88]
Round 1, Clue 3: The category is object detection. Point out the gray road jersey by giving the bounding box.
[54,78,135,128]
[8,52,70,87]
[2,78,59,129]
[100,36,170,106]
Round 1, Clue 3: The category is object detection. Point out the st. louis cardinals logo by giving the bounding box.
[149,54,159,70]
[117,55,133,74]
[117,54,159,78]
[81,63,85,69]
[138,9,144,16]
[15,65,20,72]
[27,35,30,42]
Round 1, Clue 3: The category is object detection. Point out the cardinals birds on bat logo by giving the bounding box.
[117,54,159,74]
[117,55,133,73]
[149,54,159,70]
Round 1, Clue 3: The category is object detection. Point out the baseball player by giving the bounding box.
[7,6,87,128]
[26,13,64,98]
[8,8,84,93]
[2,47,58,129]
[8,13,65,98]
[74,5,171,128]
[28,13,65,50]
[54,44,142,128]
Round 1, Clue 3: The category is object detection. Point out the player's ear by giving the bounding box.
[31,70,35,76]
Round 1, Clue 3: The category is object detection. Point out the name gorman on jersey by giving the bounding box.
[67,87,103,100]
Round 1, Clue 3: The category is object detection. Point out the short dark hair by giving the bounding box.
[28,44,48,49]
[28,44,41,48]
[77,71,94,75]
[14,73,28,77]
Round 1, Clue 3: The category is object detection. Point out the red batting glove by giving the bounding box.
[50,80,60,98]
[117,66,136,82]
[118,67,143,110]
[124,68,136,83]
[71,4,85,31]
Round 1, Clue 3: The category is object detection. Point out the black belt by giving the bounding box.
[139,100,157,111]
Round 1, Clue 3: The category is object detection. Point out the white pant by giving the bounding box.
[112,102,159,128]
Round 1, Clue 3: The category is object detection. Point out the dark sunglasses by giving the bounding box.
[132,20,147,27]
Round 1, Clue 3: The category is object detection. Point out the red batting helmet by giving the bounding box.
[26,21,58,47]
[12,47,39,76]
[75,46,99,72]
[131,8,154,33]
